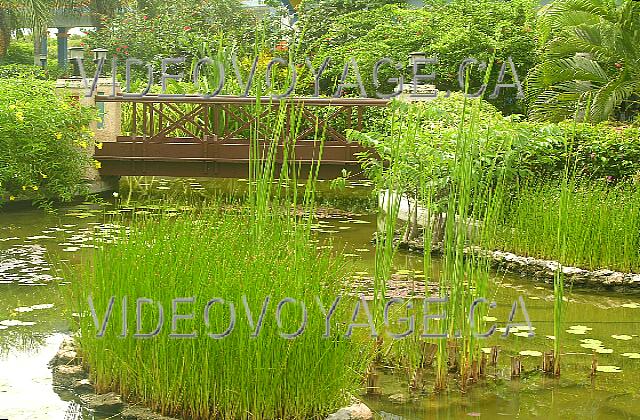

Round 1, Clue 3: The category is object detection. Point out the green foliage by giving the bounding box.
[351,94,518,209]
[297,0,404,50]
[354,94,640,213]
[0,63,47,79]
[0,78,96,204]
[527,0,640,122]
[84,0,279,78]
[510,122,640,181]
[74,210,371,419]
[72,103,374,418]
[0,40,33,65]
[307,1,538,113]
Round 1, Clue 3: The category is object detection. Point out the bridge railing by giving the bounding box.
[95,95,389,143]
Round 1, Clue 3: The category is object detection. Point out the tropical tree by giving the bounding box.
[0,0,50,57]
[527,0,640,122]
[0,0,122,59]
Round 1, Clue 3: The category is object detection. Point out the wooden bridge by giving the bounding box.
[93,96,389,180]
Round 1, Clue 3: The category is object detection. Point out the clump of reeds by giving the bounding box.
[72,102,375,419]
[490,180,640,273]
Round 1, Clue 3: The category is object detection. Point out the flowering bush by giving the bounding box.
[0,78,96,204]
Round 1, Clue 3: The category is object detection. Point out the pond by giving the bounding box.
[0,178,639,419]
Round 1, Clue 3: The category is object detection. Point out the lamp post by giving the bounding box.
[408,51,426,69]
[91,48,108,64]
[39,53,47,68]
[68,46,85,78]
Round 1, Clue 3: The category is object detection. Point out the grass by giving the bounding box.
[490,180,640,273]
[72,101,376,419]
[74,210,372,419]
[374,86,505,391]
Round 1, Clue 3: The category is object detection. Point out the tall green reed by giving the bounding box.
[72,100,375,419]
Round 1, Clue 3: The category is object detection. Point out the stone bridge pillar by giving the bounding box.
[55,78,122,192]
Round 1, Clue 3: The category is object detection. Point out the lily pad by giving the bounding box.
[580,343,602,350]
[31,304,54,310]
[621,353,640,359]
[611,335,633,340]
[482,316,497,322]
[567,325,592,335]
[519,350,542,357]
[596,365,621,373]
[621,303,640,309]
[569,325,592,331]
[595,348,614,354]
[0,320,35,326]
[14,307,33,313]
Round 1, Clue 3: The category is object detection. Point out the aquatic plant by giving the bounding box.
[72,102,375,419]
[490,180,640,273]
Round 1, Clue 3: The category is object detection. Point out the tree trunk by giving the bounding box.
[0,10,11,57]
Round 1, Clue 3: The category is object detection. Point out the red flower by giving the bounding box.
[123,45,128,49]
[116,47,121,52]
[184,26,192,31]
[615,63,623,69]
[80,42,85,47]
[143,15,148,20]
[275,40,288,52]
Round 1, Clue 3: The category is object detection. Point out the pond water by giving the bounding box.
[0,178,639,419]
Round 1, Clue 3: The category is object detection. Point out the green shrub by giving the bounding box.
[0,78,96,204]
[306,0,538,113]
[354,94,640,209]
[0,41,34,66]
[83,0,279,80]
[0,63,47,79]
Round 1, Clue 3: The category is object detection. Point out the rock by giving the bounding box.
[73,378,95,394]
[388,393,409,404]
[593,269,614,277]
[562,266,585,276]
[326,402,373,420]
[50,336,79,367]
[52,364,87,388]
[605,273,625,285]
[80,392,125,412]
[120,406,181,420]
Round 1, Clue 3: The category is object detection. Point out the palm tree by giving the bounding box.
[527,0,640,122]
